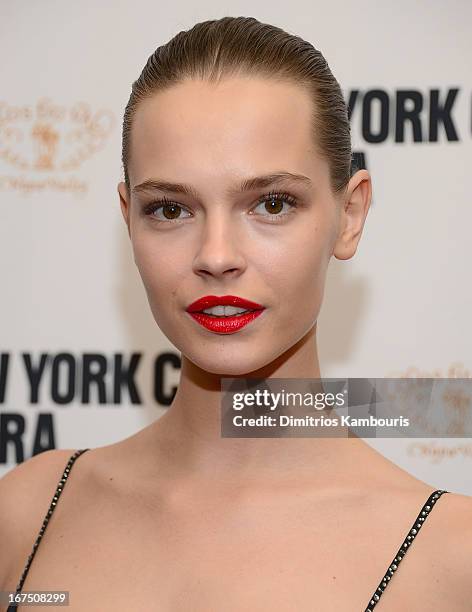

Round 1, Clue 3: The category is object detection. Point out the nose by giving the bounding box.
[192,211,246,280]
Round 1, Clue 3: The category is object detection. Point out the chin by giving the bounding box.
[183,349,276,378]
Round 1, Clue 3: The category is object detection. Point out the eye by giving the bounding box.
[142,190,299,224]
[250,191,298,221]
[143,197,192,222]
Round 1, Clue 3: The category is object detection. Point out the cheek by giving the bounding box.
[271,225,329,294]
[264,225,330,329]
[131,235,181,306]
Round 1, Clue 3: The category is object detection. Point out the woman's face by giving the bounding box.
[118,77,345,375]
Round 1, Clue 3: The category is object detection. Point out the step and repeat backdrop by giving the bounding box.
[1,1,471,493]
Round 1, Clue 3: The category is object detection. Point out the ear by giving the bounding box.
[117,181,131,238]
[333,169,372,260]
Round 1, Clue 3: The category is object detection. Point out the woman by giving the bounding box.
[1,16,471,612]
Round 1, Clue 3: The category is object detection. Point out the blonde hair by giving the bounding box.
[122,16,354,193]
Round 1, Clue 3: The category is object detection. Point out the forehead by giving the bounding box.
[128,77,326,190]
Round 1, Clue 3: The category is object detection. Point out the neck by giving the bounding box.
[146,323,366,487]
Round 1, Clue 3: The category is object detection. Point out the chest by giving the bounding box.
[14,494,455,611]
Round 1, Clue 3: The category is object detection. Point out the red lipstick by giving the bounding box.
[186,295,265,334]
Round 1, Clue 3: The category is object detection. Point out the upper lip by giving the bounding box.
[186,295,264,313]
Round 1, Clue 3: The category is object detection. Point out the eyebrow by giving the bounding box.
[131,172,313,198]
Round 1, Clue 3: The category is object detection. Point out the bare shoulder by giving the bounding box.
[431,490,472,606]
[0,449,79,589]
[439,490,472,554]
[435,489,472,542]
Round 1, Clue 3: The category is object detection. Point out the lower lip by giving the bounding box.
[187,310,265,334]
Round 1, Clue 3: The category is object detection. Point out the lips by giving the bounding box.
[185,295,265,334]
[186,295,264,313]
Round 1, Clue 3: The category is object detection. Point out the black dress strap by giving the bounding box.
[364,488,449,611]
[6,448,90,612]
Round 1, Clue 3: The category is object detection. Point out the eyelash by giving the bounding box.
[142,190,299,224]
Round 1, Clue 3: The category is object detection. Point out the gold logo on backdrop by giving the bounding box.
[384,362,472,461]
[0,98,115,194]
[32,122,59,171]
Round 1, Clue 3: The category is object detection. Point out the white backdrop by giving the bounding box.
[1,0,471,493]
